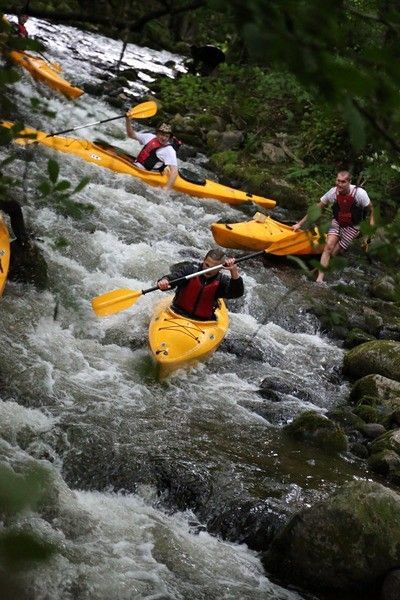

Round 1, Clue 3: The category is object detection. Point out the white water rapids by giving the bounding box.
[0,16,369,599]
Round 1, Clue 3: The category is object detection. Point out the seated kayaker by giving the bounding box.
[124,118,178,191]
[157,248,244,321]
[12,14,29,38]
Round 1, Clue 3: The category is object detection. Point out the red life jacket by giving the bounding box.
[135,138,163,171]
[17,23,28,38]
[332,186,364,226]
[174,275,221,320]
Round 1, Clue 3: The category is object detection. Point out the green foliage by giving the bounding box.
[218,0,400,156]
[158,65,311,133]
[37,162,93,219]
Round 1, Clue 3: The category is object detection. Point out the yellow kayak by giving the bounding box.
[9,50,84,99]
[211,213,324,255]
[1,121,276,208]
[148,296,229,378]
[0,215,10,297]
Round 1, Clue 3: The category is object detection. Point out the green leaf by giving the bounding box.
[54,180,71,192]
[47,159,59,184]
[72,176,91,194]
[38,181,51,196]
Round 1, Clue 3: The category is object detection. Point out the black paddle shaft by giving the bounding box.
[48,115,124,137]
[141,250,265,295]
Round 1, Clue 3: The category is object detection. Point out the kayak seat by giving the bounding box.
[178,168,206,186]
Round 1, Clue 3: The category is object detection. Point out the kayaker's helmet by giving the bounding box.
[157,123,172,135]
[19,14,29,23]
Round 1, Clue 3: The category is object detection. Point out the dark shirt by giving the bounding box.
[163,261,244,320]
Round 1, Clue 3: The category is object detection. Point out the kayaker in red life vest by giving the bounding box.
[292,170,374,283]
[14,14,29,38]
[124,118,178,191]
[157,248,244,321]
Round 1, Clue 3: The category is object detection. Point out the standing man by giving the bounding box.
[125,118,178,191]
[292,171,374,283]
[157,248,244,320]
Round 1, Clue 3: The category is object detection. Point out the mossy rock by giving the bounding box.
[350,374,400,407]
[343,340,400,382]
[285,410,347,453]
[368,449,400,480]
[326,407,364,431]
[370,429,400,456]
[353,404,381,424]
[344,328,376,349]
[263,480,400,595]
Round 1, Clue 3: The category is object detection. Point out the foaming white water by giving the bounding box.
[25,489,302,600]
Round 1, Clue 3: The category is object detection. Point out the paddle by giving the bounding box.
[47,100,158,137]
[92,250,265,317]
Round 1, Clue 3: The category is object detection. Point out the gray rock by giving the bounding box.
[350,374,400,408]
[343,340,400,382]
[369,275,397,302]
[263,480,400,595]
[360,423,386,439]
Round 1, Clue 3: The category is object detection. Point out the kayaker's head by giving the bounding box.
[18,14,29,24]
[156,122,172,145]
[202,248,225,278]
[336,170,351,195]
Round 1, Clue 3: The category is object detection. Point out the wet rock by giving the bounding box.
[258,376,313,403]
[343,340,400,382]
[350,373,400,404]
[378,324,400,341]
[369,275,397,302]
[368,449,400,479]
[349,441,369,459]
[263,480,400,596]
[221,337,264,361]
[344,327,376,348]
[284,411,348,454]
[353,404,381,424]
[120,68,138,81]
[9,240,48,290]
[359,423,386,440]
[205,499,290,551]
[326,407,364,431]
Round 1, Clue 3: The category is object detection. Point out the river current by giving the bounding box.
[0,16,369,600]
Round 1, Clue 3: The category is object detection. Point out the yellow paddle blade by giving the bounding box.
[91,288,143,317]
[127,100,158,120]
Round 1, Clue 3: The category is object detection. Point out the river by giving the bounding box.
[0,16,370,600]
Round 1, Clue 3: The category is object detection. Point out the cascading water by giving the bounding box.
[0,16,369,599]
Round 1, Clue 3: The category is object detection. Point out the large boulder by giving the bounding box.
[350,374,400,410]
[284,411,348,453]
[263,480,400,596]
[343,340,400,382]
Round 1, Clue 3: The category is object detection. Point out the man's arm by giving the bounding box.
[165,165,178,190]
[292,200,326,231]
[125,116,140,141]
[218,259,244,299]
[365,201,375,226]
[157,262,197,290]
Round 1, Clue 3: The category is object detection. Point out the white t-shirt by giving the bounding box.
[134,132,177,170]
[320,184,371,208]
